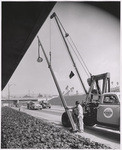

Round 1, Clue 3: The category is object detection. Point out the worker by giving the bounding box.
[75,101,84,133]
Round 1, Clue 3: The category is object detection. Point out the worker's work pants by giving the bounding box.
[78,116,84,132]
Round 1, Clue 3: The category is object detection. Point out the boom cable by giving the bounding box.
[56,14,92,77]
[68,36,92,77]
[66,37,90,77]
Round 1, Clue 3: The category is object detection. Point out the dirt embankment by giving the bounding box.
[49,94,86,106]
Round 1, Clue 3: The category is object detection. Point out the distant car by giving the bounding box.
[39,101,51,109]
[27,101,42,110]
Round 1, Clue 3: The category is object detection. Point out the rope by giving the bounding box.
[38,37,40,58]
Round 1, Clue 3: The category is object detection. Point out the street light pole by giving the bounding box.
[37,36,77,132]
[8,84,11,100]
[8,84,15,100]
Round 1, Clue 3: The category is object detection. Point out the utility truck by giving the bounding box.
[50,12,120,131]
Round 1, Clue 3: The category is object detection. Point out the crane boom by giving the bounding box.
[50,12,88,94]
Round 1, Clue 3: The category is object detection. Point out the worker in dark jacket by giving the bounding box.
[75,101,84,133]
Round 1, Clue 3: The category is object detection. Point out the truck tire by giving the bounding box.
[62,112,71,127]
[83,116,96,126]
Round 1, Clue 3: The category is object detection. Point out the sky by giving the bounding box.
[2,2,120,97]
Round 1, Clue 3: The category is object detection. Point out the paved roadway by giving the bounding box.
[13,105,120,149]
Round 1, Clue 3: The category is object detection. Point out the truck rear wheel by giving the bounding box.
[62,112,71,127]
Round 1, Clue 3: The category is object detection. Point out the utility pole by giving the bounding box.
[8,84,16,99]
[37,36,77,132]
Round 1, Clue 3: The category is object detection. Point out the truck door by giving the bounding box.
[97,94,120,126]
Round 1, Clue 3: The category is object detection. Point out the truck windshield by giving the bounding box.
[103,95,119,104]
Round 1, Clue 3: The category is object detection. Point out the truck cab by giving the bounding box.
[97,92,120,129]
[83,92,120,130]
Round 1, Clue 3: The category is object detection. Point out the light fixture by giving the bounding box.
[37,57,43,63]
